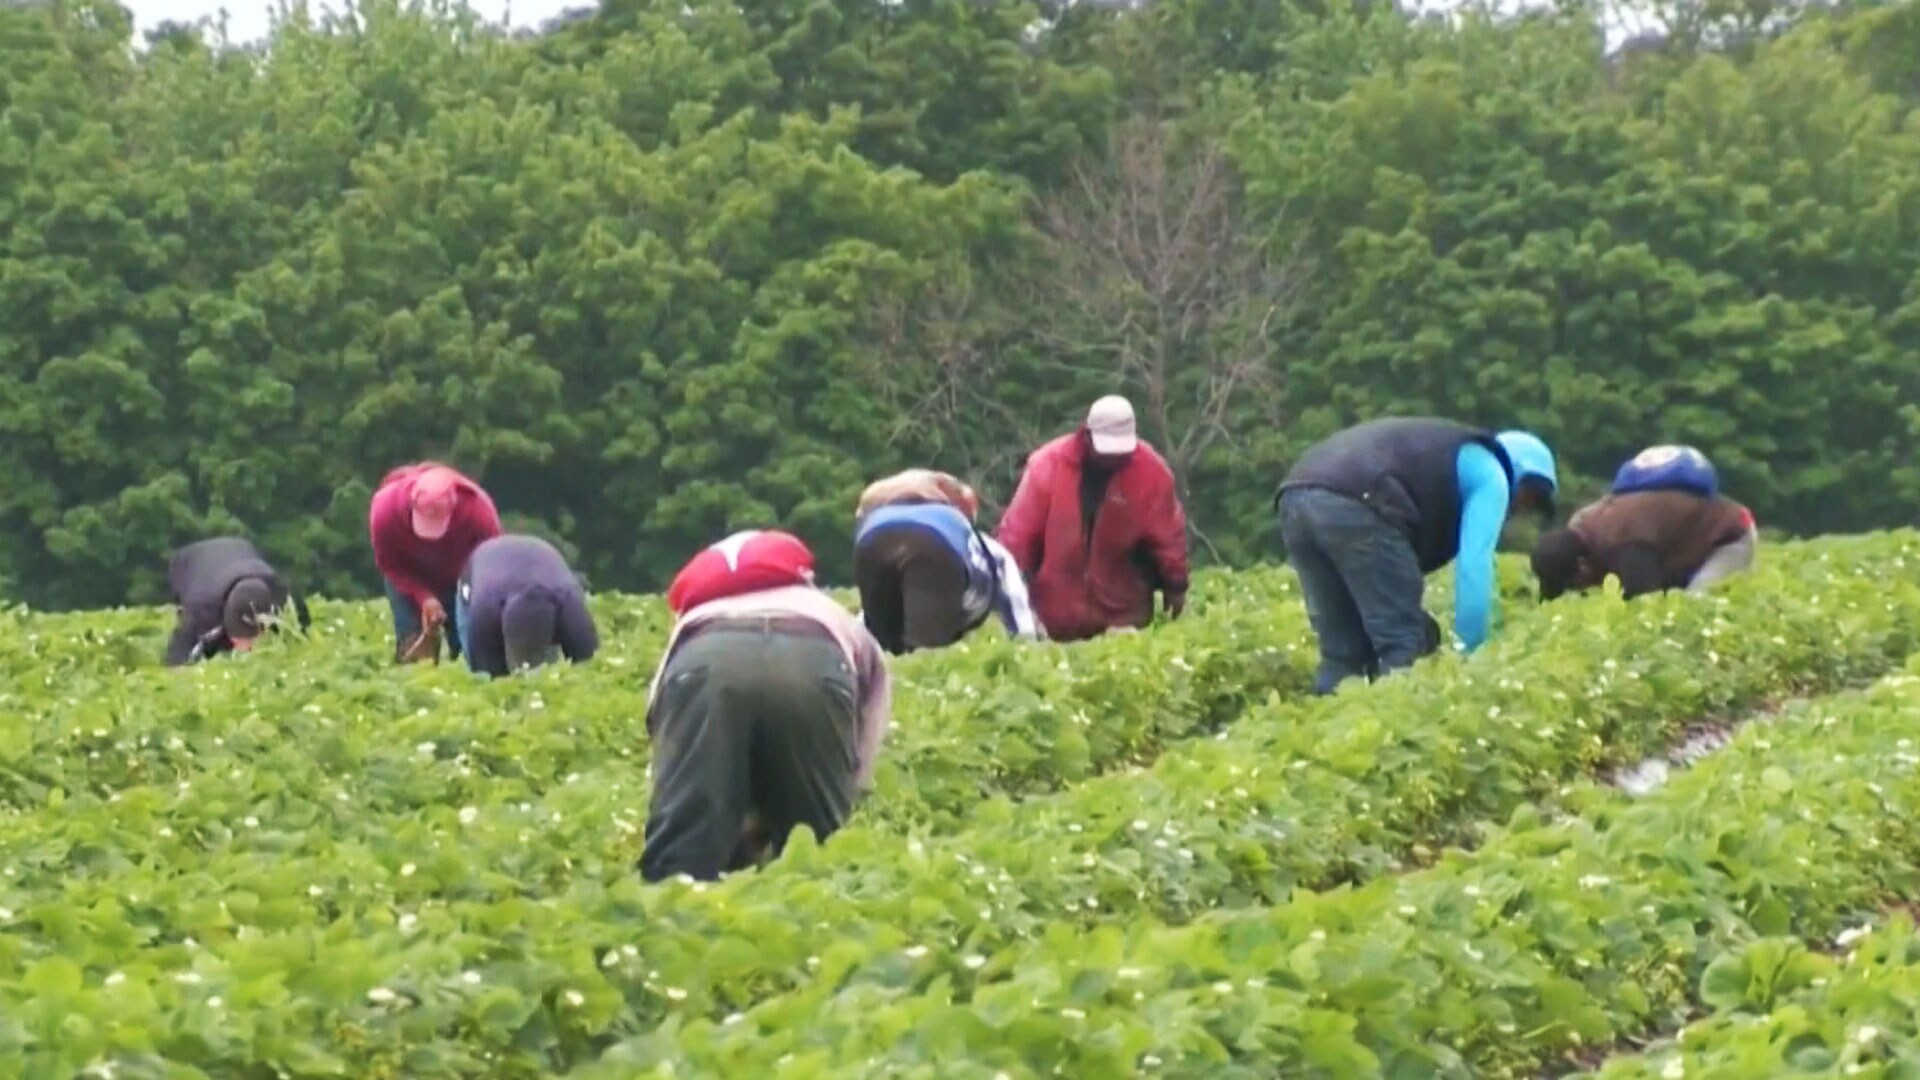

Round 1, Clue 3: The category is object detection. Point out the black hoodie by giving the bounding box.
[164,537,309,665]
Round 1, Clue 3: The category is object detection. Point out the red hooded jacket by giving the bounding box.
[369,463,502,607]
[996,432,1190,642]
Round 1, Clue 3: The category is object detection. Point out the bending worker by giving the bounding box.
[853,468,1043,654]
[997,395,1189,642]
[1531,445,1758,600]
[1275,416,1559,695]
[456,534,600,676]
[640,529,892,882]
[369,461,501,663]
[163,536,311,666]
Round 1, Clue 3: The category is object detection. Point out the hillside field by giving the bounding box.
[4,534,1920,1077]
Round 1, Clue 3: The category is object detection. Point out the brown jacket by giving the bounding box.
[1569,490,1754,588]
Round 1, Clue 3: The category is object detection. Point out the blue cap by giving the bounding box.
[1495,430,1557,492]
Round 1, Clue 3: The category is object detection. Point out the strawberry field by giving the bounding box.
[4,533,1920,1078]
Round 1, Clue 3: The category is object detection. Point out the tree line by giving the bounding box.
[4,0,1918,610]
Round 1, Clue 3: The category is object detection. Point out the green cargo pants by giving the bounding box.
[639,621,861,882]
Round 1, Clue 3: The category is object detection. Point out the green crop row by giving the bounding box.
[0,540,1903,1077]
[0,567,1311,841]
[0,537,1895,1078]
[584,661,1920,1078]
[492,533,1920,1039]
[0,583,683,685]
[1574,920,1920,1078]
[0,568,1325,1078]
[4,548,1539,686]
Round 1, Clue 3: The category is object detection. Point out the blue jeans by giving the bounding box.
[386,580,463,660]
[1278,487,1430,695]
[454,589,476,670]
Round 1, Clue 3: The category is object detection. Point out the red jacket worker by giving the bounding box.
[368,461,502,663]
[996,396,1190,642]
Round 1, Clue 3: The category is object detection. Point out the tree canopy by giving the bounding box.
[4,0,1916,609]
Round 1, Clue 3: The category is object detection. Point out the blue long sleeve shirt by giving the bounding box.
[1452,442,1512,652]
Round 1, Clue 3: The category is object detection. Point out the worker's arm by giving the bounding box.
[163,616,203,667]
[556,589,601,662]
[994,460,1051,577]
[849,624,893,793]
[1139,462,1191,605]
[368,486,437,608]
[1452,442,1513,653]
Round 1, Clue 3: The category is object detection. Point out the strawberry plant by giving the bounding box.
[1575,918,1920,1078]
[604,668,1920,1077]
[0,534,1915,1078]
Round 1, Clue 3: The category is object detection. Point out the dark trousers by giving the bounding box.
[640,623,860,882]
[853,524,971,655]
[385,580,463,661]
[1278,487,1434,695]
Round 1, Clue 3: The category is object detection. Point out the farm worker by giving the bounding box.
[852,468,1044,654]
[163,536,312,666]
[1274,417,1558,695]
[1530,454,1757,600]
[455,534,600,676]
[369,461,501,664]
[640,529,892,882]
[995,395,1189,643]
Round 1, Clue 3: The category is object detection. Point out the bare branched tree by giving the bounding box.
[1023,112,1312,552]
[855,110,1313,544]
[857,272,1051,509]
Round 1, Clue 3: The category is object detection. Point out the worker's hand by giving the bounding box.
[187,627,226,663]
[421,597,447,627]
[731,813,773,869]
[1164,590,1187,620]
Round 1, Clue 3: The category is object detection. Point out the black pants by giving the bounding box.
[640,623,861,883]
[853,525,971,655]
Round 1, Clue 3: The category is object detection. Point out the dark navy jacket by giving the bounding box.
[1278,417,1514,573]
[164,537,309,666]
[456,535,599,676]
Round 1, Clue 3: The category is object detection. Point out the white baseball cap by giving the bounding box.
[1086,395,1138,455]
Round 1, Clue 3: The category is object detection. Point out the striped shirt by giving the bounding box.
[968,531,1044,641]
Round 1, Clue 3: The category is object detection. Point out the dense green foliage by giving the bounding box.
[1577,916,1920,1077]
[3,534,1919,1076]
[4,0,1919,608]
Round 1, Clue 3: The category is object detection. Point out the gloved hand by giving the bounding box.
[1164,589,1187,620]
[186,626,228,663]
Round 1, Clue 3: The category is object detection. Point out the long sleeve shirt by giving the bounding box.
[164,537,304,666]
[458,535,599,675]
[971,531,1044,641]
[368,468,502,607]
[1451,442,1513,652]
